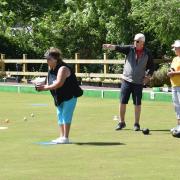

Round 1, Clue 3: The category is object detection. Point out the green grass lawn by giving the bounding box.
[0,92,180,180]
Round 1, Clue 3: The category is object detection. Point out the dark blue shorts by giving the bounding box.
[120,80,143,105]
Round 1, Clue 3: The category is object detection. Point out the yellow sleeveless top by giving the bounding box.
[170,56,180,87]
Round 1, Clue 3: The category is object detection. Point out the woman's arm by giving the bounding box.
[173,71,180,75]
[167,70,180,77]
[37,66,70,91]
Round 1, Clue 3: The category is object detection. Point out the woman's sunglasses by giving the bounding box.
[47,58,54,61]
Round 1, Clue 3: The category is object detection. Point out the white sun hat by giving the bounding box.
[134,33,145,42]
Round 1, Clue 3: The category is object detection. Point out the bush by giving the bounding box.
[0,34,40,58]
[150,63,171,87]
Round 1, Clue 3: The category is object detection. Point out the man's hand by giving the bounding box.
[102,44,116,50]
[143,76,151,85]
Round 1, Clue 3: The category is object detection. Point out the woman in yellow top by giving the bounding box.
[167,40,180,132]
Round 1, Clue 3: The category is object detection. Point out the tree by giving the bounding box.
[0,0,179,60]
[130,0,180,57]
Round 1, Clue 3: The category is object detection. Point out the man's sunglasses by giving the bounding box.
[134,40,140,43]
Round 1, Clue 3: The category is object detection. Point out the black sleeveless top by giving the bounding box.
[48,62,83,106]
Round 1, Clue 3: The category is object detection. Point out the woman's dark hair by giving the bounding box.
[45,48,63,64]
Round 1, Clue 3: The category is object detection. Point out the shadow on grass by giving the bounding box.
[122,129,170,132]
[122,129,133,131]
[149,129,170,132]
[74,142,125,146]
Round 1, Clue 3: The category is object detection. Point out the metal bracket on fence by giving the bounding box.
[101,90,104,99]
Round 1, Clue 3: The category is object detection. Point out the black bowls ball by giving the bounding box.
[142,128,150,135]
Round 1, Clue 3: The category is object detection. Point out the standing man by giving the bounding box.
[103,33,154,131]
[167,40,180,132]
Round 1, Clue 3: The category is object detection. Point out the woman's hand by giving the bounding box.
[36,85,49,91]
[167,71,175,77]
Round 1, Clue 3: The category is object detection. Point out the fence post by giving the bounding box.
[22,54,27,82]
[75,53,80,74]
[104,53,108,75]
[0,54,5,72]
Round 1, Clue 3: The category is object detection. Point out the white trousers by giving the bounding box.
[172,87,180,120]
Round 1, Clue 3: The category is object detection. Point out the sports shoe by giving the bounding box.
[51,136,63,143]
[134,123,140,131]
[172,130,180,138]
[60,137,69,144]
[170,125,180,133]
[115,122,126,130]
[51,137,70,144]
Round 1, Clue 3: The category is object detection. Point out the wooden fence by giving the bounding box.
[0,53,167,82]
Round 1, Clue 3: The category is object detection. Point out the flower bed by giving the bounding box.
[81,78,121,88]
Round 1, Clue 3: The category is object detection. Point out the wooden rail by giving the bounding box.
[0,53,168,82]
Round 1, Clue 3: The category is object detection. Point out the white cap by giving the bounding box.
[134,33,145,42]
[172,40,180,48]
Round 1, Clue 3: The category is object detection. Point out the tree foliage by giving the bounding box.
[0,0,179,59]
[130,0,180,57]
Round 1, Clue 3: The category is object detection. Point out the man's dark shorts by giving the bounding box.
[120,80,143,105]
